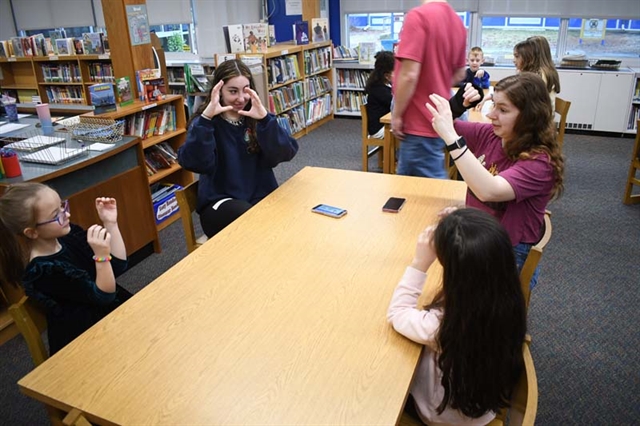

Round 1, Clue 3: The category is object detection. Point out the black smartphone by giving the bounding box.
[312,204,347,218]
[382,197,406,213]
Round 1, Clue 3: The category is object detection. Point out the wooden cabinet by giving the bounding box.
[558,70,601,131]
[241,41,333,138]
[593,72,634,133]
[1,55,113,106]
[88,94,194,231]
[333,61,373,117]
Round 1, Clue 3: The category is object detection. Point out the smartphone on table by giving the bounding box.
[312,204,348,218]
[382,197,406,213]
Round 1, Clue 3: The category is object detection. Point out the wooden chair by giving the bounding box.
[399,338,538,426]
[554,97,571,150]
[520,211,552,311]
[9,296,71,424]
[360,104,384,172]
[175,180,205,254]
[623,121,640,205]
[63,409,92,426]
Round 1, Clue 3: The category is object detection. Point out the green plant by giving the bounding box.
[167,32,184,52]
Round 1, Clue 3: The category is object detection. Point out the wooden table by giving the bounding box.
[380,109,491,174]
[18,167,467,426]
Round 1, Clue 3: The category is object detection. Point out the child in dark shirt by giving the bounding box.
[365,51,395,139]
[0,183,131,355]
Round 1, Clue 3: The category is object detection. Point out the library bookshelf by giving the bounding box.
[0,55,113,106]
[333,61,373,117]
[240,40,333,139]
[88,94,194,231]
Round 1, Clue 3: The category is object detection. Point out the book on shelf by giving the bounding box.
[29,34,47,56]
[116,76,133,106]
[83,32,105,55]
[293,21,310,45]
[223,24,246,53]
[89,83,117,114]
[243,23,269,53]
[186,64,209,93]
[358,42,377,65]
[268,25,277,46]
[55,38,74,56]
[311,18,329,43]
[135,68,163,101]
[215,53,236,66]
[0,41,7,58]
[73,39,85,55]
[48,30,66,55]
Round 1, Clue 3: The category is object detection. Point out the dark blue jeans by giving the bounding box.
[514,242,540,289]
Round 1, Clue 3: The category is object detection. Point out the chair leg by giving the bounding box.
[362,143,369,172]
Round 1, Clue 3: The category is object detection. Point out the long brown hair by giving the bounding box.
[495,72,565,199]
[187,59,260,154]
[0,183,47,285]
[514,38,561,94]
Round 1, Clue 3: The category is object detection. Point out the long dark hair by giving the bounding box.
[434,208,527,418]
[187,59,260,154]
[0,183,47,286]
[495,72,565,199]
[365,51,394,93]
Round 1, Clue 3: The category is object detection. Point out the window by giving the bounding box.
[480,17,560,65]
[24,27,94,39]
[150,23,195,54]
[345,12,469,52]
[565,18,640,60]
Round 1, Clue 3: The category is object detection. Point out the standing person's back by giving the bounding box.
[392,0,467,178]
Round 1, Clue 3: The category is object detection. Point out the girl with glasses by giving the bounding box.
[0,182,131,355]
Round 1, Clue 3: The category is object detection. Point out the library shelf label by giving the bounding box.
[142,102,158,111]
[50,56,59,61]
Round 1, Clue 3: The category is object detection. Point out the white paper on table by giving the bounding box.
[21,146,87,165]
[17,114,31,119]
[4,135,65,151]
[88,143,114,151]
[0,123,30,135]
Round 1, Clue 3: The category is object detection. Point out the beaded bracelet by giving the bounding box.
[92,255,112,263]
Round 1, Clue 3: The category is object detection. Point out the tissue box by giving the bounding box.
[152,184,183,225]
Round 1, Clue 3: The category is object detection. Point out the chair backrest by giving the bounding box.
[520,211,552,311]
[623,119,640,205]
[8,296,48,367]
[63,408,93,426]
[554,97,571,149]
[175,180,202,254]
[360,104,369,143]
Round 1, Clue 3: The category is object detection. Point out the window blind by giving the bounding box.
[0,0,16,39]
[342,0,478,13]
[93,0,105,29]
[12,0,95,31]
[478,0,639,19]
[146,0,192,25]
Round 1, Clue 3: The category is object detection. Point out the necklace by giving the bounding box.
[221,114,245,126]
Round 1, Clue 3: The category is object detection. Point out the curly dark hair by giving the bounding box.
[365,50,395,93]
[433,208,527,418]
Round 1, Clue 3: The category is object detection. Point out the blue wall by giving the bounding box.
[267,0,342,45]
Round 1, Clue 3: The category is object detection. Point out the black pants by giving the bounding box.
[199,199,252,238]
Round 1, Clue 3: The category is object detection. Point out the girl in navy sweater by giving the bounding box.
[178,60,299,237]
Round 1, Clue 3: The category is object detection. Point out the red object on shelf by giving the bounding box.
[1,152,22,178]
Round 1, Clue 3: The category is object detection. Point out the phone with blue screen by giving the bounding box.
[311,204,347,218]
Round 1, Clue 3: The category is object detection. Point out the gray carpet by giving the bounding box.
[1,118,639,425]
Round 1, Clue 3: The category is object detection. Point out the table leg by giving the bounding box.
[383,124,392,174]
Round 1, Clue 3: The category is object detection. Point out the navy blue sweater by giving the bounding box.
[178,114,298,212]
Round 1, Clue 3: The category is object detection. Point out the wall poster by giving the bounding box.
[126,4,151,46]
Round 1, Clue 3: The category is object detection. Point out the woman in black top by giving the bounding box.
[365,51,395,138]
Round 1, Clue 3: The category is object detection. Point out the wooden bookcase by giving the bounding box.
[87,94,194,231]
[333,61,373,117]
[0,55,114,106]
[240,40,333,139]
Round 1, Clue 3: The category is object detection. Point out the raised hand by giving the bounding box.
[411,225,437,273]
[202,80,234,118]
[425,94,458,144]
[95,197,118,226]
[237,87,268,120]
[87,224,111,258]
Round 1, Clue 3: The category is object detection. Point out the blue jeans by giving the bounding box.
[396,134,447,179]
[514,242,540,290]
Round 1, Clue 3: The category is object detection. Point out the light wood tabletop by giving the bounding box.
[379,109,491,174]
[18,167,467,425]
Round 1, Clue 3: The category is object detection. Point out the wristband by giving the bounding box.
[452,147,469,161]
[92,255,112,263]
[446,136,467,152]
[201,113,213,120]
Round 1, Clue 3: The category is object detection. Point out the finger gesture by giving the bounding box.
[425,94,457,143]
[87,224,111,258]
[411,225,437,272]
[475,69,485,78]
[202,80,233,118]
[237,87,267,120]
[461,83,481,107]
[95,197,118,225]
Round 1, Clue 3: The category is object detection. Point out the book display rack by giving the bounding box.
[333,61,373,117]
[242,40,333,139]
[89,94,194,231]
[0,55,113,106]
